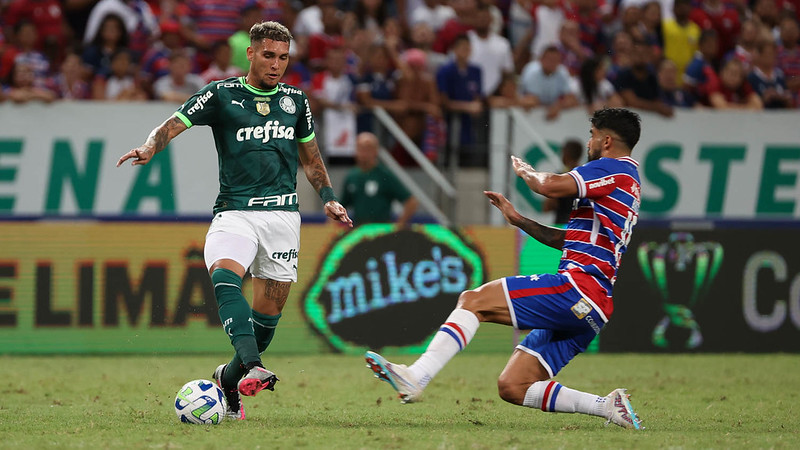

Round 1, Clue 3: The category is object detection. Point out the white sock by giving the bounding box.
[408,309,480,388]
[523,381,608,417]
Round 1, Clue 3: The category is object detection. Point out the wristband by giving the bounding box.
[319,186,337,203]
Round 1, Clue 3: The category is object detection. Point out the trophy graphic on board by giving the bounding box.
[637,232,723,349]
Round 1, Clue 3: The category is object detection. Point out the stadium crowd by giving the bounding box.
[1,0,799,163]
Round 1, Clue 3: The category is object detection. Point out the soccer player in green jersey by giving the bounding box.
[117,21,352,420]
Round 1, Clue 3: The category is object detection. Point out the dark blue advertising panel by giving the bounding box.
[302,224,486,355]
[602,224,800,352]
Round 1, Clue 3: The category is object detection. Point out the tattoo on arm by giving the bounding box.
[299,138,332,192]
[515,216,566,250]
[145,116,185,154]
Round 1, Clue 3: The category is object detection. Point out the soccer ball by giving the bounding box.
[174,379,227,424]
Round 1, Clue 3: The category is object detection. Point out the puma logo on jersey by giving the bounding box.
[236,120,295,143]
[231,99,245,109]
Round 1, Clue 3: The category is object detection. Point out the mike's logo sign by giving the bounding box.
[302,224,485,354]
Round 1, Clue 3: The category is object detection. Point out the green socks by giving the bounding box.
[222,310,281,388]
[211,268,260,367]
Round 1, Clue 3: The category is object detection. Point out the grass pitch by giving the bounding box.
[1,353,798,449]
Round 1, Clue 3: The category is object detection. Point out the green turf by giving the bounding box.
[1,354,798,449]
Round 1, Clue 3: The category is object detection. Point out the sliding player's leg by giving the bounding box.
[366,278,511,403]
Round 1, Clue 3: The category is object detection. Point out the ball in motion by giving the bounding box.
[174,379,227,424]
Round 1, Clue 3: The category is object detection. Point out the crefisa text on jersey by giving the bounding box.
[236,120,295,143]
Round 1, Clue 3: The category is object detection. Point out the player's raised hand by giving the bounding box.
[324,201,353,227]
[484,191,521,226]
[117,145,156,167]
[511,155,535,179]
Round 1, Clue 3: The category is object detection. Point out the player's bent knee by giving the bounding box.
[456,289,482,312]
[496,376,525,405]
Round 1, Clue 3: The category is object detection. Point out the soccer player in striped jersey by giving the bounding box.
[366,108,644,430]
[117,21,352,420]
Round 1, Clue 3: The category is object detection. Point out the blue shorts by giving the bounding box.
[502,273,606,378]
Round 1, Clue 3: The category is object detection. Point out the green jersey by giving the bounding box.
[173,76,316,215]
[340,164,411,224]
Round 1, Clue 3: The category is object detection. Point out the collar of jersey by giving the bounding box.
[240,76,279,96]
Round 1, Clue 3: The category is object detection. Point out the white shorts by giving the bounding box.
[203,210,300,282]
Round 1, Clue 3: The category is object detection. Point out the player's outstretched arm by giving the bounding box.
[116,116,188,167]
[297,138,353,227]
[485,190,565,250]
[511,155,578,198]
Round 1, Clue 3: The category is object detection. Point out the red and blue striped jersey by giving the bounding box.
[561,156,640,319]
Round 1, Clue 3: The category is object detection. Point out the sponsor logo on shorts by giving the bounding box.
[272,249,298,261]
[571,298,592,319]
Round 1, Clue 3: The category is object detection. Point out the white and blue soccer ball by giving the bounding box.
[174,379,227,425]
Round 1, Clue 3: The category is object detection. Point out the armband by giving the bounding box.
[319,186,337,203]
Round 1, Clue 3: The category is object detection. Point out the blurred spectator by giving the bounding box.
[777,16,800,106]
[184,0,250,51]
[487,72,538,108]
[684,29,721,105]
[94,48,148,100]
[201,41,243,83]
[563,0,606,55]
[619,4,643,41]
[152,50,205,102]
[615,39,673,117]
[82,14,128,78]
[350,0,394,37]
[282,39,313,92]
[409,22,449,75]
[50,52,91,100]
[507,0,534,48]
[777,0,800,20]
[708,58,763,109]
[606,30,635,83]
[690,0,740,57]
[637,1,663,53]
[2,21,51,83]
[229,4,263,74]
[468,3,514,96]
[519,45,578,120]
[556,20,593,76]
[753,0,781,35]
[4,0,66,64]
[657,58,696,107]
[433,0,478,54]
[356,43,404,132]
[312,46,358,162]
[340,132,418,226]
[436,34,484,165]
[83,0,159,58]
[662,0,701,84]
[724,19,763,73]
[61,0,99,49]
[410,0,456,32]
[394,48,444,162]
[3,61,57,103]
[748,39,793,108]
[140,21,192,92]
[529,0,565,61]
[570,56,624,113]
[308,3,346,71]
[293,0,336,37]
[542,139,583,225]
